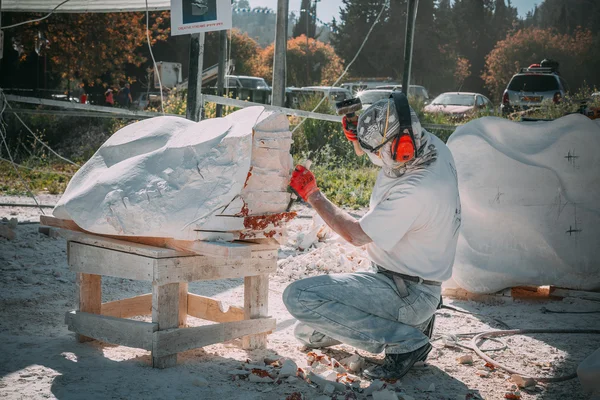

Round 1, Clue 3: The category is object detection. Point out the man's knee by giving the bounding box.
[282,276,325,318]
[282,281,301,315]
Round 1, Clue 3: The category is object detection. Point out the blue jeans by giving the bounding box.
[282,272,441,354]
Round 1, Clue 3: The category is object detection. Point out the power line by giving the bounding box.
[145,0,165,114]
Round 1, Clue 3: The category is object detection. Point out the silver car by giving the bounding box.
[501,67,569,114]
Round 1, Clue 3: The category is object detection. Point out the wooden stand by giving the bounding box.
[58,228,277,368]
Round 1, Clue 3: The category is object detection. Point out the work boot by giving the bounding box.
[363,343,433,380]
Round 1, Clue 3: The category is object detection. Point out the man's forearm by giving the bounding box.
[306,191,372,247]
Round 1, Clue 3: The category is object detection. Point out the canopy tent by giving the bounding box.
[0,0,170,13]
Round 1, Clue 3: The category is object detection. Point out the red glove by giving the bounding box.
[290,165,319,201]
[342,115,359,142]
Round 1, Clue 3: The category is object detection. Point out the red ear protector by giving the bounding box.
[390,92,416,162]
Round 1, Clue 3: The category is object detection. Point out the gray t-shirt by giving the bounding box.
[359,133,461,282]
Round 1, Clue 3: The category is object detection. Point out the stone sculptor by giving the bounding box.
[285,93,461,379]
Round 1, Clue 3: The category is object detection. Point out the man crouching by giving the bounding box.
[283,93,462,380]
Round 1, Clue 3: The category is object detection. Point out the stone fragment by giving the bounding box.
[228,370,250,377]
[279,359,298,378]
[398,395,415,400]
[192,377,209,387]
[323,384,336,396]
[363,379,386,396]
[340,354,365,373]
[286,376,300,384]
[8,218,18,229]
[248,374,274,383]
[372,390,399,400]
[457,355,474,364]
[510,374,536,389]
[322,370,338,382]
[423,383,435,392]
[475,369,490,377]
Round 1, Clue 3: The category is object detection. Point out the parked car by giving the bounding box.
[424,92,493,119]
[285,86,352,109]
[356,89,394,109]
[133,92,165,110]
[375,85,430,102]
[501,65,568,115]
[224,75,270,90]
[341,80,399,94]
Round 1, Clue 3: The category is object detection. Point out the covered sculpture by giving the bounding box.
[446,114,600,293]
[53,106,294,241]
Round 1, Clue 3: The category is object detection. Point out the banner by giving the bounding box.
[171,0,232,36]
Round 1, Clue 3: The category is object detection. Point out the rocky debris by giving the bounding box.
[475,369,490,377]
[278,359,298,378]
[510,374,536,389]
[363,380,386,396]
[457,355,474,365]
[577,347,600,394]
[284,393,304,400]
[504,389,522,399]
[306,371,347,393]
[192,376,209,387]
[228,370,251,377]
[248,374,274,383]
[0,223,16,240]
[323,383,336,396]
[423,382,435,392]
[339,354,366,373]
[372,390,399,400]
[7,218,18,229]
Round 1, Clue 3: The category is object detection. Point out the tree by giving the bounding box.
[293,0,317,38]
[254,35,344,87]
[481,27,594,100]
[5,12,170,89]
[203,29,262,76]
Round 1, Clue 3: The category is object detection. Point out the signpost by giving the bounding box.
[171,0,232,121]
[170,0,232,36]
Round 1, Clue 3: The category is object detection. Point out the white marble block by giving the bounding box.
[53,106,295,241]
[446,114,600,293]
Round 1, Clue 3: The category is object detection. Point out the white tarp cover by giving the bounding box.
[447,114,600,293]
[1,0,170,13]
[53,106,287,240]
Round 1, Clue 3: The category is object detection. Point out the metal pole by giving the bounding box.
[401,0,419,96]
[272,0,289,107]
[186,32,205,122]
[215,30,227,117]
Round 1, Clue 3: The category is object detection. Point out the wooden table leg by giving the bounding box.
[242,274,269,349]
[152,282,180,368]
[76,272,101,343]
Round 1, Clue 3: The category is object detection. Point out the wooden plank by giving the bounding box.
[65,311,157,350]
[153,318,276,358]
[179,283,188,327]
[76,273,102,342]
[69,242,154,281]
[242,274,269,349]
[551,288,600,302]
[44,216,252,259]
[38,226,60,238]
[153,257,276,285]
[59,229,189,258]
[165,238,251,259]
[187,293,244,323]
[101,293,152,318]
[238,238,280,251]
[152,282,180,368]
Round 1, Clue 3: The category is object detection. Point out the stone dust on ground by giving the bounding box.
[0,198,598,400]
